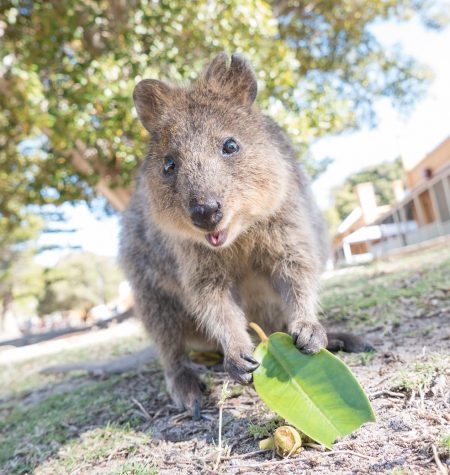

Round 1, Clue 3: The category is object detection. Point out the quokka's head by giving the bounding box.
[133,53,290,249]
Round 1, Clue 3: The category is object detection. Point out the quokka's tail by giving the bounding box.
[326,332,375,353]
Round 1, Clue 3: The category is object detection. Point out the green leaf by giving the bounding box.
[253,332,375,449]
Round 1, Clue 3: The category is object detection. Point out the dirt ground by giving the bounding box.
[0,244,449,474]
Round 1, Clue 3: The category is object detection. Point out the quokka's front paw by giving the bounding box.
[290,320,328,354]
[224,351,259,384]
[165,366,206,420]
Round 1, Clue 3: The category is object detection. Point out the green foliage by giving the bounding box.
[37,252,123,316]
[439,433,450,456]
[112,461,158,475]
[358,351,377,366]
[0,212,42,272]
[332,157,405,220]
[248,416,283,439]
[252,331,375,448]
[322,244,450,328]
[394,354,449,393]
[0,0,444,217]
[0,210,43,328]
[0,376,147,473]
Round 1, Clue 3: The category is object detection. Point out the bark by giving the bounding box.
[0,290,13,333]
[71,140,132,211]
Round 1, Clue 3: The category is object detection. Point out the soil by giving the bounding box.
[0,245,449,475]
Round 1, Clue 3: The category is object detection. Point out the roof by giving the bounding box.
[343,225,381,244]
[402,135,450,171]
[342,220,418,244]
[337,207,362,234]
[373,162,450,225]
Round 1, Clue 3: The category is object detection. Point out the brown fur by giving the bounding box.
[120,53,370,418]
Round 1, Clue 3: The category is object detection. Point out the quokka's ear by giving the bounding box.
[201,52,257,106]
[133,79,172,132]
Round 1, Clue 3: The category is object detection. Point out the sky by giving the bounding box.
[37,16,450,264]
[36,204,119,266]
[311,18,450,208]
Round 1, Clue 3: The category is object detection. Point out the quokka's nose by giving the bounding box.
[189,197,223,230]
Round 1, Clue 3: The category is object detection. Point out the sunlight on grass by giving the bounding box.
[0,375,150,474]
[0,332,148,398]
[321,245,450,328]
[35,424,152,475]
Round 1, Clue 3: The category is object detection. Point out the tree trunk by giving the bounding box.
[96,179,131,212]
[71,141,132,211]
[0,290,13,333]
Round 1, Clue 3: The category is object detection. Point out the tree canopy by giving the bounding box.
[1,0,447,218]
[0,210,43,329]
[37,252,123,317]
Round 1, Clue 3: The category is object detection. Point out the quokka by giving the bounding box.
[120,53,371,419]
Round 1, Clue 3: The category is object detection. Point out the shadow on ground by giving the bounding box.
[0,362,258,474]
[1,244,449,474]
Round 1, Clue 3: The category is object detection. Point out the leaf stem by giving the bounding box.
[249,322,268,342]
[259,437,275,450]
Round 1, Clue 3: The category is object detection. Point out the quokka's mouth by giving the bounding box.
[205,228,228,247]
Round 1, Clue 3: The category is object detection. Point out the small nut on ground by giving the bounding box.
[259,425,303,457]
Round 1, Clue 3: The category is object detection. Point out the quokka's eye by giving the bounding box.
[222,138,240,156]
[163,156,176,175]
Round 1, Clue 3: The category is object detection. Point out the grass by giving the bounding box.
[111,460,158,475]
[37,425,153,475]
[393,353,450,393]
[439,433,450,457]
[0,374,153,474]
[248,416,283,439]
[321,245,450,329]
[1,243,449,473]
[0,332,148,398]
[342,350,377,367]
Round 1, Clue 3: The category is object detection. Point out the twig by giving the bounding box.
[418,386,426,410]
[226,457,304,470]
[69,462,92,475]
[168,460,215,473]
[213,448,223,470]
[170,411,191,423]
[152,406,167,420]
[195,462,215,474]
[304,442,325,450]
[303,443,375,461]
[408,389,416,406]
[131,397,152,421]
[218,449,270,460]
[200,413,215,422]
[369,390,406,399]
[431,445,448,475]
[218,404,224,449]
[213,381,231,471]
[372,375,392,388]
[226,447,375,470]
[319,449,375,461]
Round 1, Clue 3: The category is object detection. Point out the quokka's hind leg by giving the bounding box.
[326,332,375,353]
[135,290,206,420]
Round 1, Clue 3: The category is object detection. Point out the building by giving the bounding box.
[333,183,391,264]
[333,136,450,265]
[370,137,450,257]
